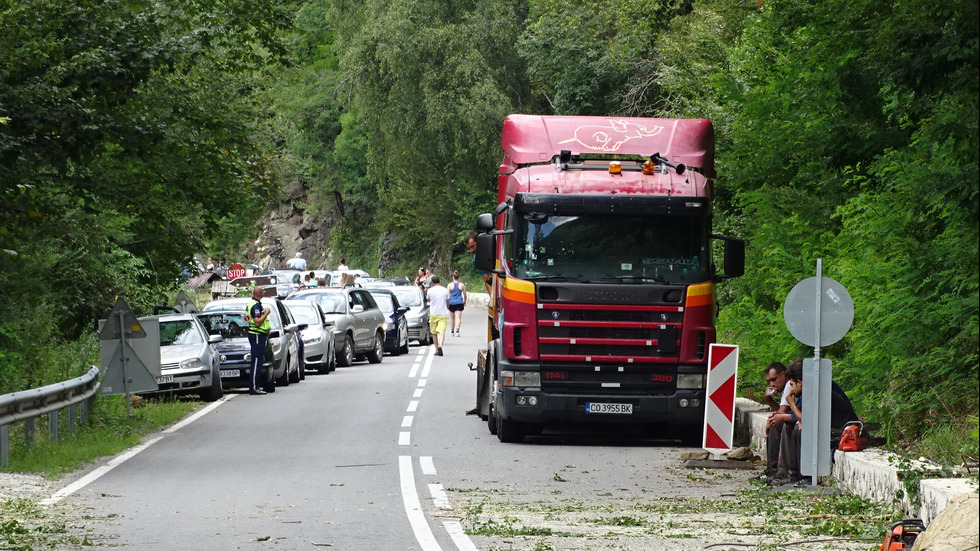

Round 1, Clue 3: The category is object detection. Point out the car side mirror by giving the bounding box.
[269,330,281,339]
[208,334,223,344]
[397,306,409,315]
[351,304,365,314]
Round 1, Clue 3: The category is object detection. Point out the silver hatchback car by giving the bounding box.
[283,299,337,374]
[289,287,386,367]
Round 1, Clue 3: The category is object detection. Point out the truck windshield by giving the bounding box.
[513,213,709,284]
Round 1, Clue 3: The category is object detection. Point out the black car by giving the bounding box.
[366,288,410,355]
[197,310,277,392]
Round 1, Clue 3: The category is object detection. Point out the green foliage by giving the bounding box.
[1,0,289,341]
[655,0,978,448]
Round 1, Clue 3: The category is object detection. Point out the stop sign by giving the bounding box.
[227,263,247,280]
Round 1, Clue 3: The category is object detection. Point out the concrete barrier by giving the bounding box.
[735,399,978,523]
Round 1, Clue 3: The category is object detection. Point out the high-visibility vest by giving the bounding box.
[247,298,271,334]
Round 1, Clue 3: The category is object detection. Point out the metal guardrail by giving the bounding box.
[0,365,101,467]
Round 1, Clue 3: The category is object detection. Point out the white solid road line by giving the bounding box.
[164,393,236,433]
[42,436,163,505]
[42,394,236,506]
[399,455,443,551]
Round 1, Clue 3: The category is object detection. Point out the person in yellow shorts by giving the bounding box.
[426,275,450,356]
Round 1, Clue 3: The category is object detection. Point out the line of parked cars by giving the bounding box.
[142,269,432,402]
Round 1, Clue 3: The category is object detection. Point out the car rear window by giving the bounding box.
[198,313,250,338]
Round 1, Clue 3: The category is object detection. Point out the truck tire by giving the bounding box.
[487,399,498,435]
[496,415,525,443]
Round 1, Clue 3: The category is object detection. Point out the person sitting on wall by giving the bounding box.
[750,362,791,484]
[770,360,859,487]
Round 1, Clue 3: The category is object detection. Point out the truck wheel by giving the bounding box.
[496,416,525,443]
[487,400,498,435]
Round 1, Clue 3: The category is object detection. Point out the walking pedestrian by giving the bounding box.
[447,271,466,337]
[427,275,449,356]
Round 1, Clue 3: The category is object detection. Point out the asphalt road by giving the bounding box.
[53,311,757,550]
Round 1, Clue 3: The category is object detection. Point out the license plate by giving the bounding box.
[156,375,174,384]
[220,369,240,378]
[585,402,632,414]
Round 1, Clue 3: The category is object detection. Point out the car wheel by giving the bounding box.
[399,330,410,355]
[328,344,337,372]
[337,334,354,367]
[199,365,223,402]
[367,331,384,364]
[276,355,291,386]
[288,353,301,383]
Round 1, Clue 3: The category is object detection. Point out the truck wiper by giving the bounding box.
[599,275,669,284]
[526,275,590,283]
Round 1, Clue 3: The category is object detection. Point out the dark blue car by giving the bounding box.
[366,289,409,355]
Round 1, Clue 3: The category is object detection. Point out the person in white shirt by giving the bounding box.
[337,258,349,271]
[426,275,450,356]
[286,252,307,270]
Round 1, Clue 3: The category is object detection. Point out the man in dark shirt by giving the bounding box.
[770,360,858,487]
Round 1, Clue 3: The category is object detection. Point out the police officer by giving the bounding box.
[246,285,272,395]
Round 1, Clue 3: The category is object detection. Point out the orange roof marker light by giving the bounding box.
[608,161,622,175]
[642,159,656,175]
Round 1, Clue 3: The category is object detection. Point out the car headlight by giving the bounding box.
[676,373,705,389]
[381,322,389,331]
[180,357,203,370]
[499,370,540,388]
[272,339,282,354]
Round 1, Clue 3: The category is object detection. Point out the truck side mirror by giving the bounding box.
[723,238,745,279]
[474,233,496,273]
[476,213,494,232]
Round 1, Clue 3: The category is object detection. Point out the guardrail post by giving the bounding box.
[69,403,78,434]
[49,411,59,443]
[25,417,34,447]
[1,424,8,468]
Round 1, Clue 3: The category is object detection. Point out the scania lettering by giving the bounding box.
[473,115,744,443]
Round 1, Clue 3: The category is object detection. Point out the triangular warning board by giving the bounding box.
[704,424,728,450]
[173,290,199,313]
[99,297,145,341]
[709,374,737,422]
[709,345,736,369]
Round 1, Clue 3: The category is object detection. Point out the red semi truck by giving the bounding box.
[472,115,744,443]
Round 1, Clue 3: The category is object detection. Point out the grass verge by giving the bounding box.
[1,394,200,549]
[2,394,200,476]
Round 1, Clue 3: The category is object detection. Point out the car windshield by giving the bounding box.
[371,294,394,315]
[197,313,249,339]
[390,287,423,307]
[287,304,321,325]
[513,213,709,284]
[159,320,203,346]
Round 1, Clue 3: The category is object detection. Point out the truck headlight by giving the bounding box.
[676,373,704,389]
[500,370,540,387]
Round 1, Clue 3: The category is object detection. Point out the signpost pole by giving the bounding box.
[119,309,132,416]
[810,259,822,486]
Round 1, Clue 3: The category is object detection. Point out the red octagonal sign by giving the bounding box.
[227,263,247,281]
